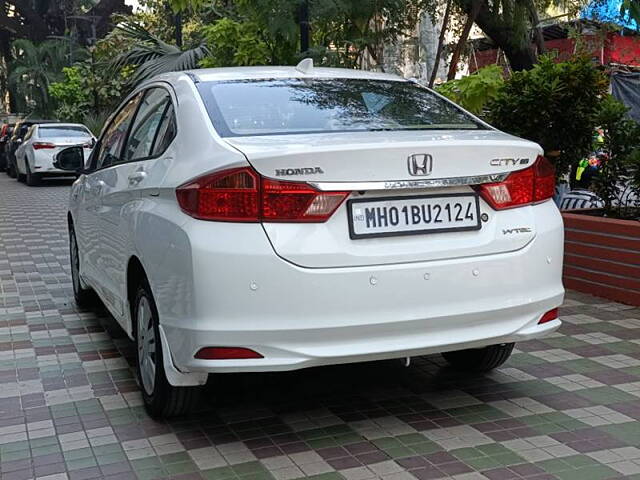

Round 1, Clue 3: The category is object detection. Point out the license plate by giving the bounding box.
[348,193,481,239]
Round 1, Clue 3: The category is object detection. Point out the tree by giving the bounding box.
[169,0,434,70]
[110,21,209,85]
[452,0,538,70]
[8,38,80,116]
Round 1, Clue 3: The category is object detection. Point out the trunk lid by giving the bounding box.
[225,130,543,268]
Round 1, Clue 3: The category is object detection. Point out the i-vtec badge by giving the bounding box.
[503,227,532,235]
[275,167,324,176]
[490,158,530,167]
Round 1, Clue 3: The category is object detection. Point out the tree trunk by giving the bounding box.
[528,0,545,56]
[453,0,537,71]
[429,0,452,87]
[447,0,480,80]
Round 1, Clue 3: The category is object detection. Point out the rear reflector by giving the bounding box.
[194,347,263,360]
[475,156,555,210]
[176,167,349,222]
[538,308,559,324]
[33,142,56,150]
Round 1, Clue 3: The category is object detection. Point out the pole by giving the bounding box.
[299,0,309,53]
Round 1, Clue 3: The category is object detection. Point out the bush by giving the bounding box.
[488,55,608,177]
[591,95,640,215]
[435,65,504,115]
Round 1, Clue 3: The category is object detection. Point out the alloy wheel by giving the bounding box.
[137,296,157,395]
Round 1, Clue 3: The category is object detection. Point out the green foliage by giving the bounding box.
[435,65,504,115]
[488,55,609,177]
[48,58,130,133]
[9,38,84,117]
[591,95,640,214]
[110,21,210,85]
[199,18,270,67]
[193,0,431,68]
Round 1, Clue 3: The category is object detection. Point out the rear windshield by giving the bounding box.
[198,78,485,137]
[39,126,90,138]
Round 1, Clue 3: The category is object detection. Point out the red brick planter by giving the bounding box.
[562,212,640,306]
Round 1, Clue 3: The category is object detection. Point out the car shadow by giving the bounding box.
[76,298,482,422]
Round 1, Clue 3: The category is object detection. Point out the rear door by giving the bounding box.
[96,86,176,317]
[78,94,142,300]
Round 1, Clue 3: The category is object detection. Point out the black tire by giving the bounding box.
[69,226,97,307]
[7,159,16,178]
[25,162,40,186]
[16,165,25,182]
[134,278,199,418]
[442,343,515,372]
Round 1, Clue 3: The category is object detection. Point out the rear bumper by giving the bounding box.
[158,204,564,375]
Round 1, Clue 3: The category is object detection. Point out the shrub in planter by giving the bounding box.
[487,55,608,178]
[591,95,640,217]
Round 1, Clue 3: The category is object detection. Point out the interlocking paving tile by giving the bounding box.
[2,175,640,480]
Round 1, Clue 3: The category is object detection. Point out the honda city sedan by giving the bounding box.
[56,61,564,417]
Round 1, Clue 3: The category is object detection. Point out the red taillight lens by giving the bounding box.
[194,347,263,360]
[176,167,348,222]
[538,308,559,324]
[476,156,555,210]
[33,142,56,150]
[176,168,260,221]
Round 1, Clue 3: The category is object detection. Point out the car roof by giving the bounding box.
[145,66,410,86]
[37,123,89,129]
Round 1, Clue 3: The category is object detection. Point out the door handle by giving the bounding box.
[128,171,147,185]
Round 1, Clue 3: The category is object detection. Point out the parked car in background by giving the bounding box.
[6,120,58,178]
[55,63,564,418]
[14,123,95,185]
[0,123,15,171]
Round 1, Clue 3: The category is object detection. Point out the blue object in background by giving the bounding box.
[581,0,638,30]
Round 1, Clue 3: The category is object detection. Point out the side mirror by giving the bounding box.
[53,146,85,172]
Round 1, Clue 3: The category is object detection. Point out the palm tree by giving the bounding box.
[8,39,84,116]
[111,21,209,85]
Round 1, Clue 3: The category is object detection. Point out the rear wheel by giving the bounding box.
[442,343,515,372]
[69,227,97,307]
[134,279,199,418]
[25,162,40,186]
[7,159,16,178]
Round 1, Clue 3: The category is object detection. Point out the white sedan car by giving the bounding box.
[56,63,564,417]
[15,123,94,185]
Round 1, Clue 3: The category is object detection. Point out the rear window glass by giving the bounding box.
[197,78,485,137]
[39,126,90,138]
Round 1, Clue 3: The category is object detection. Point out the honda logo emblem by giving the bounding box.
[407,154,433,176]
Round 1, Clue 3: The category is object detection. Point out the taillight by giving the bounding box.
[476,156,555,210]
[176,167,349,222]
[33,142,56,150]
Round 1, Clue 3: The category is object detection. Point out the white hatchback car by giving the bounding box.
[15,123,95,185]
[56,63,564,417]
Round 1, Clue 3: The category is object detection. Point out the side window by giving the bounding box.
[122,88,172,162]
[95,93,141,170]
[150,103,176,157]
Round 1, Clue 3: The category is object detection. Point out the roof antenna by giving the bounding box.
[295,58,313,74]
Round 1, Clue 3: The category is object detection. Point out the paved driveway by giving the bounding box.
[1,175,640,480]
